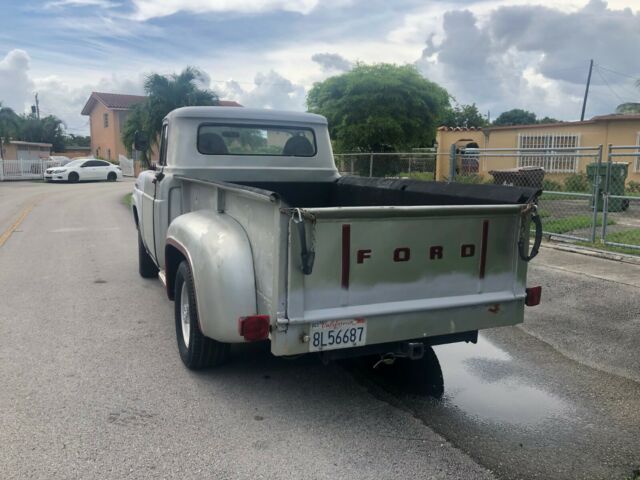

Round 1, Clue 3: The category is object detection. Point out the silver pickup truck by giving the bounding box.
[132,106,542,370]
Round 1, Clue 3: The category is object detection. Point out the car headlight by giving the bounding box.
[54,169,67,174]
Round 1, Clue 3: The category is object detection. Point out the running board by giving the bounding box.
[158,269,167,288]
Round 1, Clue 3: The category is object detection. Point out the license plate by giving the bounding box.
[308,318,367,352]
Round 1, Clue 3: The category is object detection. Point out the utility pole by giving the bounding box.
[34,92,40,119]
[580,59,593,121]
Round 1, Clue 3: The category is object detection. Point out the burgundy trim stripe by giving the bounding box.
[341,224,351,289]
[479,220,489,279]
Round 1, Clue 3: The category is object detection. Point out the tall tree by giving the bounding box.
[122,66,219,160]
[0,102,20,142]
[18,114,66,151]
[441,103,488,128]
[307,63,450,159]
[493,109,537,126]
[615,103,640,114]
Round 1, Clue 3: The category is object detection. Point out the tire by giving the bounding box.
[174,260,230,369]
[68,171,79,183]
[138,229,158,278]
[107,171,117,182]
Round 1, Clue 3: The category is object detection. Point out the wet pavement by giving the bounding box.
[347,326,640,480]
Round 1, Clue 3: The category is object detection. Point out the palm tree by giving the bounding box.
[122,66,219,162]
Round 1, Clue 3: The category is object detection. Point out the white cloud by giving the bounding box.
[45,0,118,7]
[215,70,306,110]
[130,0,352,21]
[415,0,640,120]
[0,50,35,114]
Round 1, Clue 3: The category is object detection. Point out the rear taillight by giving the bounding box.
[238,315,270,341]
[525,286,542,306]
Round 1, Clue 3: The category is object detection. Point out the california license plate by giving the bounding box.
[308,318,367,352]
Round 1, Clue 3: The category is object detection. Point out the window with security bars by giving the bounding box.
[518,133,580,172]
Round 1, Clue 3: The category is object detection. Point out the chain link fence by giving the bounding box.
[445,144,640,254]
[600,145,640,254]
[334,150,437,180]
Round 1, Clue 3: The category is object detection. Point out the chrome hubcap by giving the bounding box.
[180,282,190,347]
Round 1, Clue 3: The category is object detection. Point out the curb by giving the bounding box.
[540,241,640,266]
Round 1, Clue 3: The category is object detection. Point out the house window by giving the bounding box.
[103,113,109,128]
[518,133,580,173]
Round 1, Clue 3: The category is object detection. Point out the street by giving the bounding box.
[1,180,639,480]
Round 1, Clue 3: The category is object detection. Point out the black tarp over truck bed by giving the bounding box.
[237,176,541,208]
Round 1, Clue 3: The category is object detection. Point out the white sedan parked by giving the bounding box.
[45,158,122,183]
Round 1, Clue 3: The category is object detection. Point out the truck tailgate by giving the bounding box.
[285,205,527,325]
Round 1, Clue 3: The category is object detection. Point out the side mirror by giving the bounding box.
[134,130,149,152]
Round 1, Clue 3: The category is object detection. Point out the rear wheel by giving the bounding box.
[137,229,158,278]
[174,260,230,369]
[107,171,117,182]
[68,171,79,183]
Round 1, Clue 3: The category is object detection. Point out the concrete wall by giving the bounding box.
[1,143,51,160]
[435,120,640,184]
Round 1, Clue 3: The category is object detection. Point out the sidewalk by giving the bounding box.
[524,246,640,383]
[535,245,640,288]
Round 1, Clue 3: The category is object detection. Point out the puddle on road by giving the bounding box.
[433,335,567,426]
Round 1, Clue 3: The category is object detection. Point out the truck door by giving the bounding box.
[140,124,168,264]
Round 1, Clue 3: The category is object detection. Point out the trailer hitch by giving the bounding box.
[519,204,542,262]
[292,208,315,275]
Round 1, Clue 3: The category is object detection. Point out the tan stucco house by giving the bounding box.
[81,92,147,162]
[1,140,52,160]
[435,114,640,183]
[81,92,242,163]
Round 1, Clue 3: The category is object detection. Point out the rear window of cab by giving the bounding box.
[197,123,317,157]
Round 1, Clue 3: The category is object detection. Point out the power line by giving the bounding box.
[594,66,638,104]
[595,63,639,81]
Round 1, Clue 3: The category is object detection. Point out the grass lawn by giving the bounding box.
[540,214,614,235]
[122,192,133,207]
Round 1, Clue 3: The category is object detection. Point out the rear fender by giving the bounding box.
[166,211,257,343]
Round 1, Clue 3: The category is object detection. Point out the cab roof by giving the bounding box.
[166,106,328,125]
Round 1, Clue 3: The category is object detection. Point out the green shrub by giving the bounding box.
[453,174,485,184]
[542,179,563,191]
[564,173,590,193]
[627,181,640,194]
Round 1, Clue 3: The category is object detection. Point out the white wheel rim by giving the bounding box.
[180,282,190,347]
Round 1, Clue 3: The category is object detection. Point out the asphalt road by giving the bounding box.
[1,180,638,480]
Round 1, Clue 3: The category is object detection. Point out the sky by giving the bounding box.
[0,0,639,135]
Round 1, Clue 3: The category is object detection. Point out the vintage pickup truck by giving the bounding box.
[132,106,542,370]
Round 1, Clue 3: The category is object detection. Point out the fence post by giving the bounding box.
[369,153,373,177]
[601,144,613,241]
[448,144,457,182]
[590,144,603,243]
[408,156,412,175]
